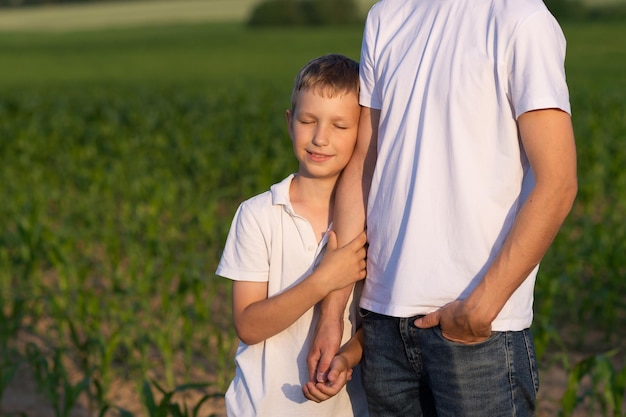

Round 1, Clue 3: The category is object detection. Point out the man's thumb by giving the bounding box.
[316,356,333,383]
[414,311,440,329]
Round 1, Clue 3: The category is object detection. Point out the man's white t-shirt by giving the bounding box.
[359,0,571,331]
[216,175,368,417]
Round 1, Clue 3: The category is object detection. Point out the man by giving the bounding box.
[307,1,578,415]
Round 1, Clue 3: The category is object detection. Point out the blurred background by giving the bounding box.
[0,1,625,416]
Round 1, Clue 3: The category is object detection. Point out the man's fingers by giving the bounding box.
[306,349,322,382]
[316,351,334,382]
[317,370,328,383]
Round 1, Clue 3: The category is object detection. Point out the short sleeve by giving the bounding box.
[508,10,571,118]
[215,201,270,282]
[359,7,382,110]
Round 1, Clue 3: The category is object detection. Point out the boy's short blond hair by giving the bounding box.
[290,54,360,112]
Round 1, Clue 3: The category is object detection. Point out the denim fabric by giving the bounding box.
[360,309,539,417]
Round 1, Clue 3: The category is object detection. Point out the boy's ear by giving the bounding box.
[286,109,294,139]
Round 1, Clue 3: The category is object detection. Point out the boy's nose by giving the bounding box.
[312,126,330,146]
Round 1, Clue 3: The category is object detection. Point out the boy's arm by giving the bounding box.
[415,108,578,341]
[307,107,380,382]
[233,230,366,346]
[303,328,364,402]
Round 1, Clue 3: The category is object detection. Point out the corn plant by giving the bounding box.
[0,249,26,401]
[0,348,20,410]
[141,379,222,417]
[25,343,91,417]
[0,298,23,400]
[560,350,626,417]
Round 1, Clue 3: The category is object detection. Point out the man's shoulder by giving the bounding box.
[366,0,550,26]
[496,0,551,20]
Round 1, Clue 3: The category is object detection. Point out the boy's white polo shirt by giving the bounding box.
[217,174,326,297]
[216,174,367,417]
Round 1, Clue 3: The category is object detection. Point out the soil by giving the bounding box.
[4,324,624,417]
[0,361,594,417]
[1,365,227,417]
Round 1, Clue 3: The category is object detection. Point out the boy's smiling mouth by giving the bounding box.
[307,150,333,162]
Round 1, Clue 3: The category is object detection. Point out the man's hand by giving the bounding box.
[414,300,492,344]
[307,317,343,384]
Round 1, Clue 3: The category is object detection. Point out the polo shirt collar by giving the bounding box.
[270,174,296,213]
[270,174,333,248]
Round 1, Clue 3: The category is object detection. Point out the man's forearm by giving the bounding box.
[465,177,577,324]
[318,286,353,321]
[466,109,578,324]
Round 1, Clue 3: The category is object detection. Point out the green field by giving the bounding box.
[1,9,625,417]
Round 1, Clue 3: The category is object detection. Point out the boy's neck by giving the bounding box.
[290,174,337,241]
[291,174,337,203]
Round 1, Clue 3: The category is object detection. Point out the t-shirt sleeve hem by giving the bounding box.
[515,97,571,120]
[215,267,268,282]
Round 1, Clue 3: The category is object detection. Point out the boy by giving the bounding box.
[216,54,369,417]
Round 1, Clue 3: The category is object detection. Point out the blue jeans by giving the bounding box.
[360,309,539,417]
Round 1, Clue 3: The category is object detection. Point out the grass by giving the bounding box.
[0,7,625,417]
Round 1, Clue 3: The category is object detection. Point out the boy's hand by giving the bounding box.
[317,230,367,291]
[303,354,353,402]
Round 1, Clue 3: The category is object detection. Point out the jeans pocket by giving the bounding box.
[359,308,375,319]
[433,325,497,347]
[359,308,394,321]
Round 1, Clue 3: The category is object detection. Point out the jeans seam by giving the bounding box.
[399,318,422,375]
[523,329,540,393]
[505,331,518,417]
